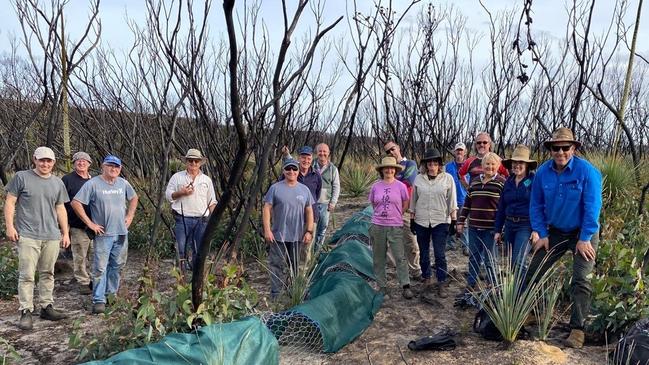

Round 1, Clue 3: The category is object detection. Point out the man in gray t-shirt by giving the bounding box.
[4,146,70,330]
[71,155,138,314]
[262,159,314,299]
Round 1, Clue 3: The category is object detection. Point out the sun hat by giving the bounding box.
[502,145,537,170]
[375,156,404,172]
[33,146,56,161]
[282,159,299,169]
[103,155,122,167]
[420,148,443,164]
[543,127,581,149]
[182,148,206,161]
[453,142,466,151]
[298,146,313,155]
[72,151,92,163]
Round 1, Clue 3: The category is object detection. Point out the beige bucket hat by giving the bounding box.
[375,156,404,172]
[543,127,582,149]
[502,145,537,170]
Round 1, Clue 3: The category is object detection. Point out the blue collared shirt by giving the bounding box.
[494,174,534,233]
[445,160,468,207]
[529,156,602,241]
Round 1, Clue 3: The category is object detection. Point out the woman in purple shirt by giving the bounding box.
[494,145,537,273]
[368,156,414,300]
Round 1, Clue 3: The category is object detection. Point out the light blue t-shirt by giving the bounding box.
[263,181,314,243]
[74,176,137,236]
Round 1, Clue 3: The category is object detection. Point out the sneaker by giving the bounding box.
[402,286,414,300]
[40,304,67,321]
[18,310,33,330]
[79,283,93,295]
[92,302,106,315]
[564,329,585,349]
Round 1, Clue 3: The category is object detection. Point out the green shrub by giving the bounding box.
[588,154,639,205]
[0,246,18,299]
[1,335,21,365]
[341,161,376,198]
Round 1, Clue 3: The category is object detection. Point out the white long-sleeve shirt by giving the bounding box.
[165,170,217,217]
[410,172,457,228]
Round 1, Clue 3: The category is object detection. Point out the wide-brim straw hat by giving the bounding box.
[375,156,404,172]
[181,148,207,161]
[543,127,582,149]
[420,148,443,164]
[503,144,537,170]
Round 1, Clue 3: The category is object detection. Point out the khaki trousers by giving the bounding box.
[70,227,93,286]
[387,215,421,273]
[17,237,60,311]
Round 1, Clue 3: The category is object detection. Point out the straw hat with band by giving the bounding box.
[502,145,537,170]
[420,148,443,164]
[375,156,404,172]
[182,148,207,161]
[543,127,582,149]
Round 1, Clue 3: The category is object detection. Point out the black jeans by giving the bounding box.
[414,223,449,282]
[525,227,599,329]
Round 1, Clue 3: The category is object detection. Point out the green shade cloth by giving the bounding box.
[328,206,373,244]
[290,271,383,352]
[311,239,376,283]
[83,316,279,365]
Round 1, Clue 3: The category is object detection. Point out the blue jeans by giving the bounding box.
[92,235,128,304]
[314,203,330,253]
[415,223,449,282]
[467,227,496,287]
[174,215,208,268]
[503,220,531,272]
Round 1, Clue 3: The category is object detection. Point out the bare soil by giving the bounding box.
[0,196,608,364]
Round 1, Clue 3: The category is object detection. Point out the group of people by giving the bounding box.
[368,127,602,349]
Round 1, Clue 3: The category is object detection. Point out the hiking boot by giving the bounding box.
[40,304,68,321]
[18,310,33,330]
[402,286,414,300]
[437,282,449,298]
[564,329,585,349]
[79,283,93,295]
[92,302,106,315]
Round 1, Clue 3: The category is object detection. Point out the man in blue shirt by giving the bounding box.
[527,127,602,349]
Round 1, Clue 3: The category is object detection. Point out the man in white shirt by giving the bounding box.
[165,149,217,271]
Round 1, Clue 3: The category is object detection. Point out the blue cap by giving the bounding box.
[282,158,299,169]
[103,155,122,167]
[298,146,313,155]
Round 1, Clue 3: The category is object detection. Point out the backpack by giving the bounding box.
[408,328,457,351]
[613,318,649,365]
[473,309,503,341]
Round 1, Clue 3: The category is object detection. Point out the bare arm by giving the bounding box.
[125,195,139,228]
[302,205,314,244]
[55,203,70,248]
[71,199,104,235]
[262,203,274,242]
[4,193,18,241]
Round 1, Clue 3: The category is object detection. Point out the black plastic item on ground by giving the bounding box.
[473,308,503,341]
[613,318,649,365]
[408,328,457,351]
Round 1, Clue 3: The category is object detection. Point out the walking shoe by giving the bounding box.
[79,283,93,295]
[40,304,68,321]
[402,285,414,300]
[437,282,448,298]
[92,302,106,315]
[564,329,585,349]
[18,310,33,330]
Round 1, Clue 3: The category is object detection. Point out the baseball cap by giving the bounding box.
[103,155,122,167]
[298,146,313,155]
[33,146,56,161]
[282,159,299,169]
[454,142,466,151]
[72,151,92,163]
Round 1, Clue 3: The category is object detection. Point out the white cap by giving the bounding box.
[33,146,56,161]
[454,142,466,151]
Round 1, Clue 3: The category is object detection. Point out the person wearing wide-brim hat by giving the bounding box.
[409,148,457,298]
[368,156,414,300]
[526,127,602,349]
[165,148,217,272]
[494,144,537,274]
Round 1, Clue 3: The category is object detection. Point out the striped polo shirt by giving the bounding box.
[458,174,506,230]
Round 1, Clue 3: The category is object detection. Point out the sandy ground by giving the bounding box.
[0,196,609,364]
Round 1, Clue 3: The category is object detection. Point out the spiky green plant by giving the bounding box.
[587,154,639,204]
[532,277,566,341]
[341,161,376,198]
[470,241,558,345]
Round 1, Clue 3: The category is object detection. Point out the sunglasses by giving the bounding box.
[187,159,202,163]
[550,145,572,152]
[476,141,489,145]
[284,165,298,171]
[385,147,396,154]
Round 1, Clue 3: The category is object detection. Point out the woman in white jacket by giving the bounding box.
[409,148,457,298]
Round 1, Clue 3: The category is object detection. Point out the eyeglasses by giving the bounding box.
[284,166,298,171]
[476,141,489,145]
[550,145,572,152]
[385,147,396,154]
[187,159,202,163]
